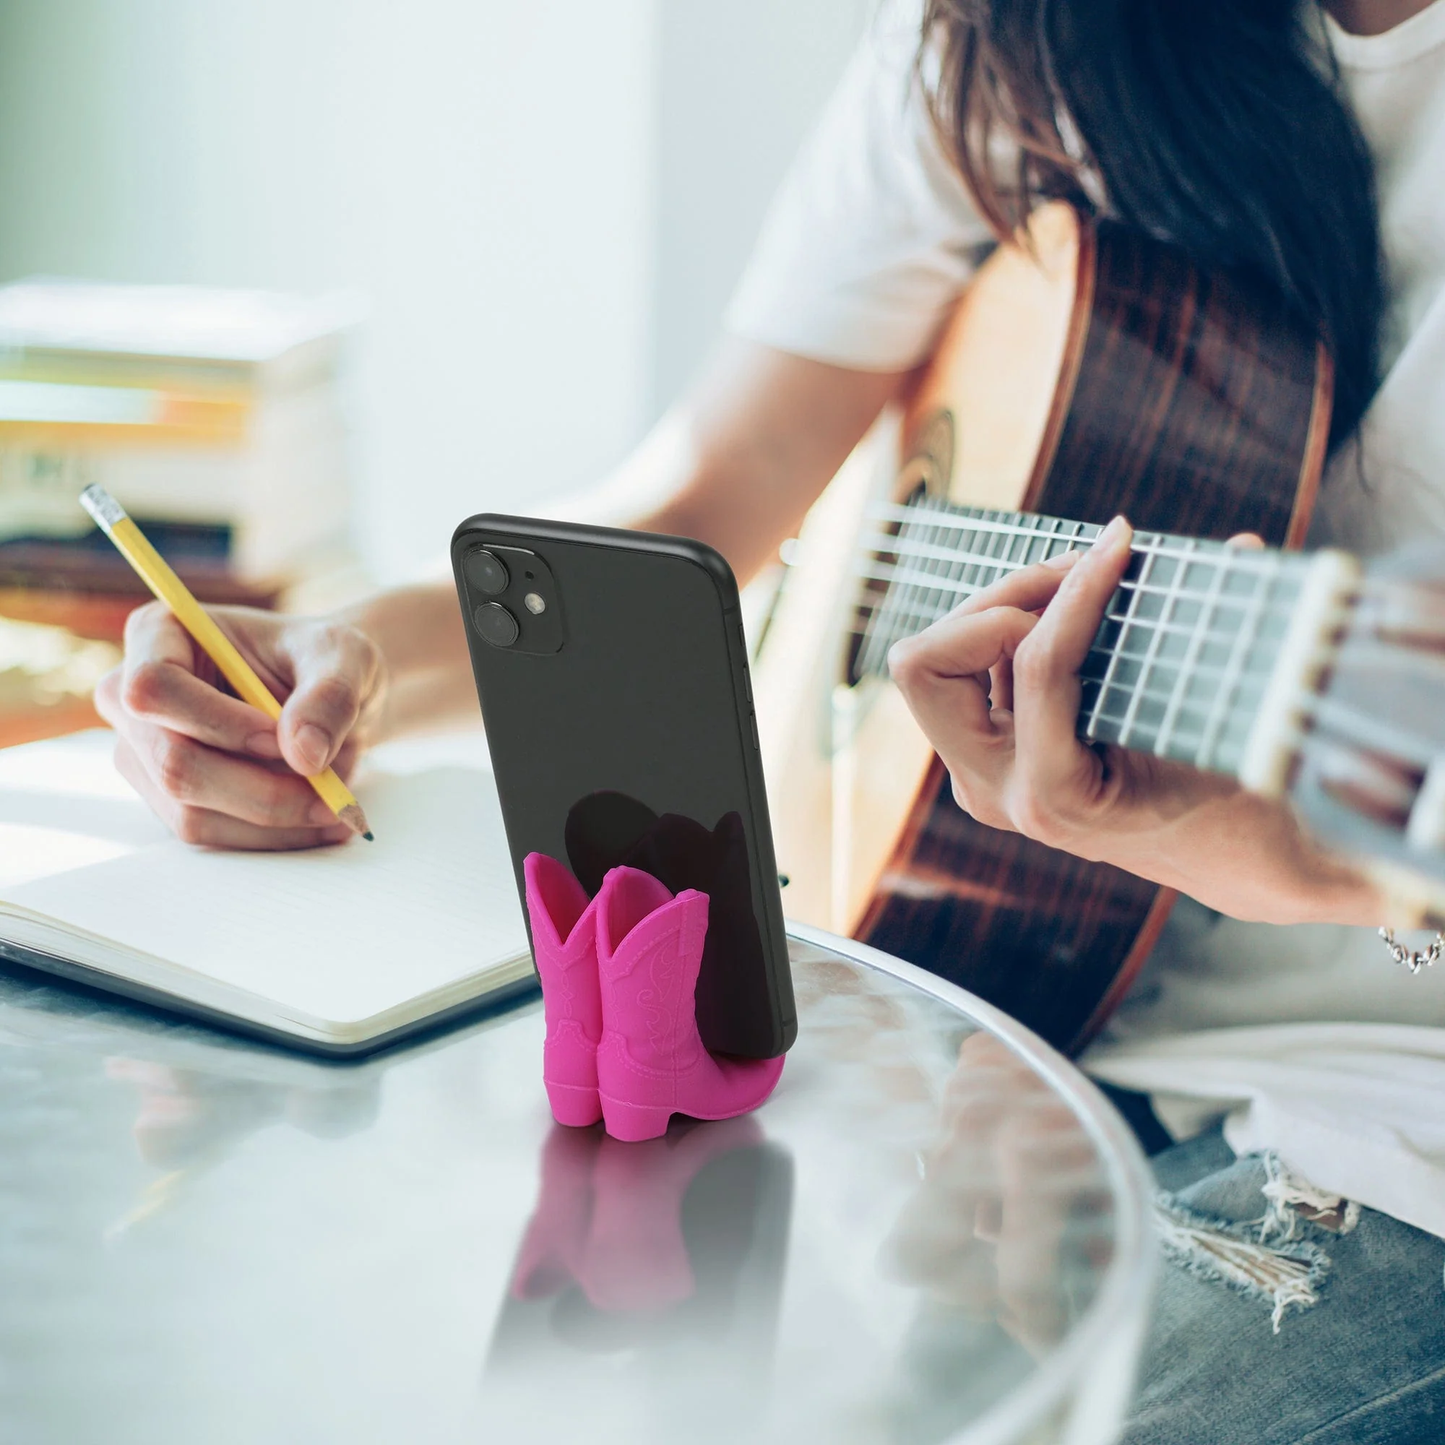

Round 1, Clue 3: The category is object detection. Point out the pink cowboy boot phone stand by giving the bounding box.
[526,854,784,1141]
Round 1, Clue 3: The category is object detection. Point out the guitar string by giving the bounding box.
[1154,536,1232,760]
[869,513,1254,572]
[866,505,1297,574]
[1112,539,1180,750]
[851,489,900,680]
[852,567,1290,652]
[865,500,1408,609]
[1083,535,1151,742]
[853,539,1312,637]
[862,513,1381,618]
[858,532,1313,606]
[1087,538,1181,749]
[1194,550,1282,770]
[1294,692,1439,769]
[920,495,961,658]
[857,492,926,679]
[846,518,1311,647]
[859,531,1410,614]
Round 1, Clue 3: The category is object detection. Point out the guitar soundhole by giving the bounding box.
[846,407,956,687]
[902,407,955,500]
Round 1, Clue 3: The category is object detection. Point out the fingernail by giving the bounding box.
[1098,515,1132,550]
[245,731,282,760]
[295,723,332,772]
[308,799,339,826]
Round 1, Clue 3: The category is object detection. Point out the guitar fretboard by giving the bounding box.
[852,499,1315,777]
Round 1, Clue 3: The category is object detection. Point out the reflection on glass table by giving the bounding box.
[0,928,1153,1445]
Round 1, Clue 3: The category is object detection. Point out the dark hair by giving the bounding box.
[921,0,1384,446]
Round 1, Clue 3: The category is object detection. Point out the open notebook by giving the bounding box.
[0,731,534,1053]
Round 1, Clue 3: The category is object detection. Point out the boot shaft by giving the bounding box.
[596,867,710,1075]
[524,852,602,1037]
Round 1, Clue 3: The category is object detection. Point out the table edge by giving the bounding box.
[786,921,1157,1445]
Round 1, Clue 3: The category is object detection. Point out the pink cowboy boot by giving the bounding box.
[523,852,604,1127]
[594,866,784,1143]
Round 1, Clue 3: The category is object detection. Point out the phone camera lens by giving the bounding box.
[465,549,509,596]
[473,602,520,647]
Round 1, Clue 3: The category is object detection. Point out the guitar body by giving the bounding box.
[755,203,1332,1053]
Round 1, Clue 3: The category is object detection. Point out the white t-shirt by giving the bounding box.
[726,0,1445,1238]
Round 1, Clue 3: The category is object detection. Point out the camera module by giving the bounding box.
[473,602,520,647]
[464,549,509,596]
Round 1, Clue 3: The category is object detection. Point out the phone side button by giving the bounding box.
[749,710,760,750]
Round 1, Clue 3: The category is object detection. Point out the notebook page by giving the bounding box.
[3,765,529,1026]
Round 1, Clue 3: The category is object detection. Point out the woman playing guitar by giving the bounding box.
[99,1,1445,1437]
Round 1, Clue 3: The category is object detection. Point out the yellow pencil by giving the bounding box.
[79,483,372,840]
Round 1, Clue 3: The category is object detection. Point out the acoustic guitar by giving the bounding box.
[753,200,1373,1054]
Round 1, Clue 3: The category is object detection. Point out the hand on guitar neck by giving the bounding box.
[886,515,1384,930]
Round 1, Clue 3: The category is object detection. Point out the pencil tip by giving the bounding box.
[338,802,372,839]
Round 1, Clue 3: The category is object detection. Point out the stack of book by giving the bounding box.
[0,279,358,642]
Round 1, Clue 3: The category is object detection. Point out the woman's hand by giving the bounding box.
[94,602,387,850]
[886,516,1382,926]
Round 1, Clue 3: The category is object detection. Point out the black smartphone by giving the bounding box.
[451,514,795,1059]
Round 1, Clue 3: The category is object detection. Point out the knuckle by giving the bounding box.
[260,774,307,825]
[153,734,199,801]
[121,660,169,717]
[887,639,923,690]
[171,806,211,848]
[315,619,377,671]
[332,619,374,656]
[1010,640,1053,694]
[122,600,169,643]
[309,673,361,721]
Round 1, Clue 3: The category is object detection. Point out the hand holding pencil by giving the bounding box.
[86,485,385,849]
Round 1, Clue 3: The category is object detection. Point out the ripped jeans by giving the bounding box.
[1121,1128,1445,1445]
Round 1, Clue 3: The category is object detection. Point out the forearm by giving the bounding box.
[337,583,480,743]
[338,342,903,743]
[1099,778,1386,928]
[546,338,906,586]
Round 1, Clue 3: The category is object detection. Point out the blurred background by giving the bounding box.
[0,0,872,579]
[0,0,873,744]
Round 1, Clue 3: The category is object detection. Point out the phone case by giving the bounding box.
[451,514,796,1059]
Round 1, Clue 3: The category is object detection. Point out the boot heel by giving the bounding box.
[600,1096,674,1142]
[545,1081,603,1128]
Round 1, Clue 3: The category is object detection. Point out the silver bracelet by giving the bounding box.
[1378,927,1443,975]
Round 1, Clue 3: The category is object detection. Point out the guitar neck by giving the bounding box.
[854,501,1325,778]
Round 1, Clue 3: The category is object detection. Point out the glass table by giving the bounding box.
[0,924,1155,1445]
